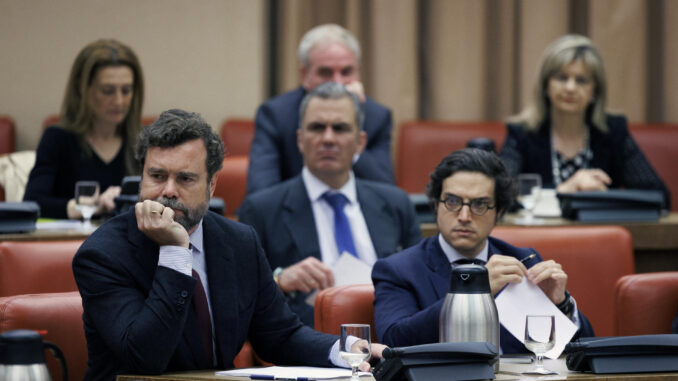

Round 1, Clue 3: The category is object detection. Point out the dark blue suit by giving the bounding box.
[73,211,337,380]
[372,236,594,353]
[247,86,394,195]
[239,175,422,326]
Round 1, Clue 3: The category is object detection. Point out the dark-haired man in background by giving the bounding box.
[372,148,594,353]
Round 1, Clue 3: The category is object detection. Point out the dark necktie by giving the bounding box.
[191,269,213,364]
[323,192,358,258]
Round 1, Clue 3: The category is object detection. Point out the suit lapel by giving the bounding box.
[423,237,451,300]
[282,177,321,260]
[357,181,398,258]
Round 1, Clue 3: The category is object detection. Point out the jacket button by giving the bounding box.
[181,291,188,298]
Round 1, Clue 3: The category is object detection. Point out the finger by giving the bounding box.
[591,169,612,184]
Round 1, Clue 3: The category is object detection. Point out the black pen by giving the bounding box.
[520,254,536,264]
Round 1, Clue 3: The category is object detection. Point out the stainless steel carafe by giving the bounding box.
[0,329,67,381]
[439,264,500,369]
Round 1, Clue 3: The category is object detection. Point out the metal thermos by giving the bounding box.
[439,264,500,370]
[0,329,67,381]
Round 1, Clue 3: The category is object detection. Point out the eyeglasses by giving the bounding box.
[439,194,495,216]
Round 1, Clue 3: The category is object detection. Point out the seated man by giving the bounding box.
[73,109,383,380]
[372,148,594,353]
[239,82,421,326]
[247,23,394,195]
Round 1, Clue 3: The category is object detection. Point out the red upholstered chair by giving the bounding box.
[0,240,83,297]
[220,118,255,156]
[314,284,377,343]
[396,121,506,193]
[214,156,248,218]
[0,292,87,381]
[614,272,678,336]
[492,225,634,337]
[629,123,678,211]
[0,115,15,155]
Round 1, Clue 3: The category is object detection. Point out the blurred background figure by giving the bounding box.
[23,39,145,219]
[500,34,670,209]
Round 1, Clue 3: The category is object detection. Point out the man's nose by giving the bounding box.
[457,204,473,221]
[332,71,345,84]
[321,125,336,141]
[161,179,179,198]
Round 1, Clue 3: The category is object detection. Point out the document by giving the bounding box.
[533,188,561,217]
[306,253,372,306]
[495,277,578,359]
[216,366,370,379]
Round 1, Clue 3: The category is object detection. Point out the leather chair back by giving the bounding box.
[0,240,83,297]
[492,225,634,337]
[314,284,377,343]
[0,292,86,381]
[396,121,505,193]
[0,115,15,155]
[214,156,248,218]
[615,272,678,336]
[220,118,254,156]
[629,123,678,211]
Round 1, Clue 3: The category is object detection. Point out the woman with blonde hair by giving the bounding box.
[24,39,145,218]
[500,34,669,208]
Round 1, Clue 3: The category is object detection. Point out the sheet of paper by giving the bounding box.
[36,220,84,230]
[533,188,561,217]
[306,253,372,306]
[216,365,370,379]
[495,277,577,359]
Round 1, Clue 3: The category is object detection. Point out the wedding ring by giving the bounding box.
[150,210,162,215]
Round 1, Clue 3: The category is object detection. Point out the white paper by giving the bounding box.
[533,189,561,217]
[306,253,373,306]
[495,277,577,359]
[36,220,84,230]
[216,365,370,379]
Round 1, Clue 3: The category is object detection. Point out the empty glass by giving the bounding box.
[340,324,371,381]
[523,314,557,375]
[516,174,542,224]
[74,181,100,230]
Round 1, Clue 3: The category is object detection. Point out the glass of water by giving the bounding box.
[340,324,371,380]
[516,173,542,224]
[75,181,100,229]
[523,314,557,375]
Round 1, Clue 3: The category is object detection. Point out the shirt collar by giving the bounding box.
[188,219,205,254]
[302,167,357,204]
[437,233,489,264]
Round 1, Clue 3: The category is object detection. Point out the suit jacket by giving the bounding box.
[239,175,422,325]
[72,211,337,381]
[247,86,394,195]
[372,236,595,354]
[499,114,671,209]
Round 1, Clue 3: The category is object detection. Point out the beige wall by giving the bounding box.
[0,0,266,151]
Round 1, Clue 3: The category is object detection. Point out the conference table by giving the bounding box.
[116,357,678,380]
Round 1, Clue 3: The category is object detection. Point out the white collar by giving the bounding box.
[437,233,489,264]
[302,167,357,204]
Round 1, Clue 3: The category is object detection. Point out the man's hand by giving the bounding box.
[527,259,568,305]
[485,254,528,296]
[135,200,189,248]
[345,81,366,103]
[277,257,334,293]
[351,340,387,372]
[557,168,611,193]
[98,185,121,214]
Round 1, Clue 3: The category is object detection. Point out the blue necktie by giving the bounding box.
[323,192,358,258]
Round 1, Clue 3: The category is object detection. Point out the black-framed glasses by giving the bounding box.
[439,194,495,216]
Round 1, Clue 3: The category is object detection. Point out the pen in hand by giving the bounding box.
[520,254,536,264]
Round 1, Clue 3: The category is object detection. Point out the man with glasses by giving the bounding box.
[372,148,594,353]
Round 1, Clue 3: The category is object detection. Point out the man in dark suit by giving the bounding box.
[247,23,393,195]
[239,82,421,326]
[73,109,383,380]
[372,149,595,353]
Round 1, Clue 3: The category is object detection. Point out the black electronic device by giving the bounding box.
[373,342,498,381]
[0,201,40,233]
[558,189,664,222]
[114,176,141,215]
[408,193,434,224]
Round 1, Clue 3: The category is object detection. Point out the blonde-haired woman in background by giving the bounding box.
[500,34,670,209]
[24,39,145,218]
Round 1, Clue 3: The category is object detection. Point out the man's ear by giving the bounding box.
[300,66,310,90]
[357,130,367,154]
[296,128,304,153]
[209,173,218,198]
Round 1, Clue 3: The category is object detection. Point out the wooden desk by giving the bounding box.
[421,212,678,273]
[0,222,99,242]
[116,358,678,380]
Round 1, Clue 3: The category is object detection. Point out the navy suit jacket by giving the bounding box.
[500,114,670,209]
[239,175,422,325]
[372,236,595,354]
[73,211,337,381]
[247,86,394,195]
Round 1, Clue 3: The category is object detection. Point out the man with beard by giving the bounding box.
[72,109,383,380]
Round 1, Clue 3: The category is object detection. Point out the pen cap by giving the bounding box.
[448,264,491,294]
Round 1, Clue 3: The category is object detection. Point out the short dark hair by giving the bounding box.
[134,109,224,181]
[426,148,514,216]
[299,82,364,130]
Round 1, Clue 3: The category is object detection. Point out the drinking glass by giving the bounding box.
[516,174,542,224]
[523,314,557,375]
[75,181,100,230]
[340,324,371,381]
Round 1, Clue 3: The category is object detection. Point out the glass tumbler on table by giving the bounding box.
[523,314,557,375]
[75,181,100,230]
[340,324,371,381]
